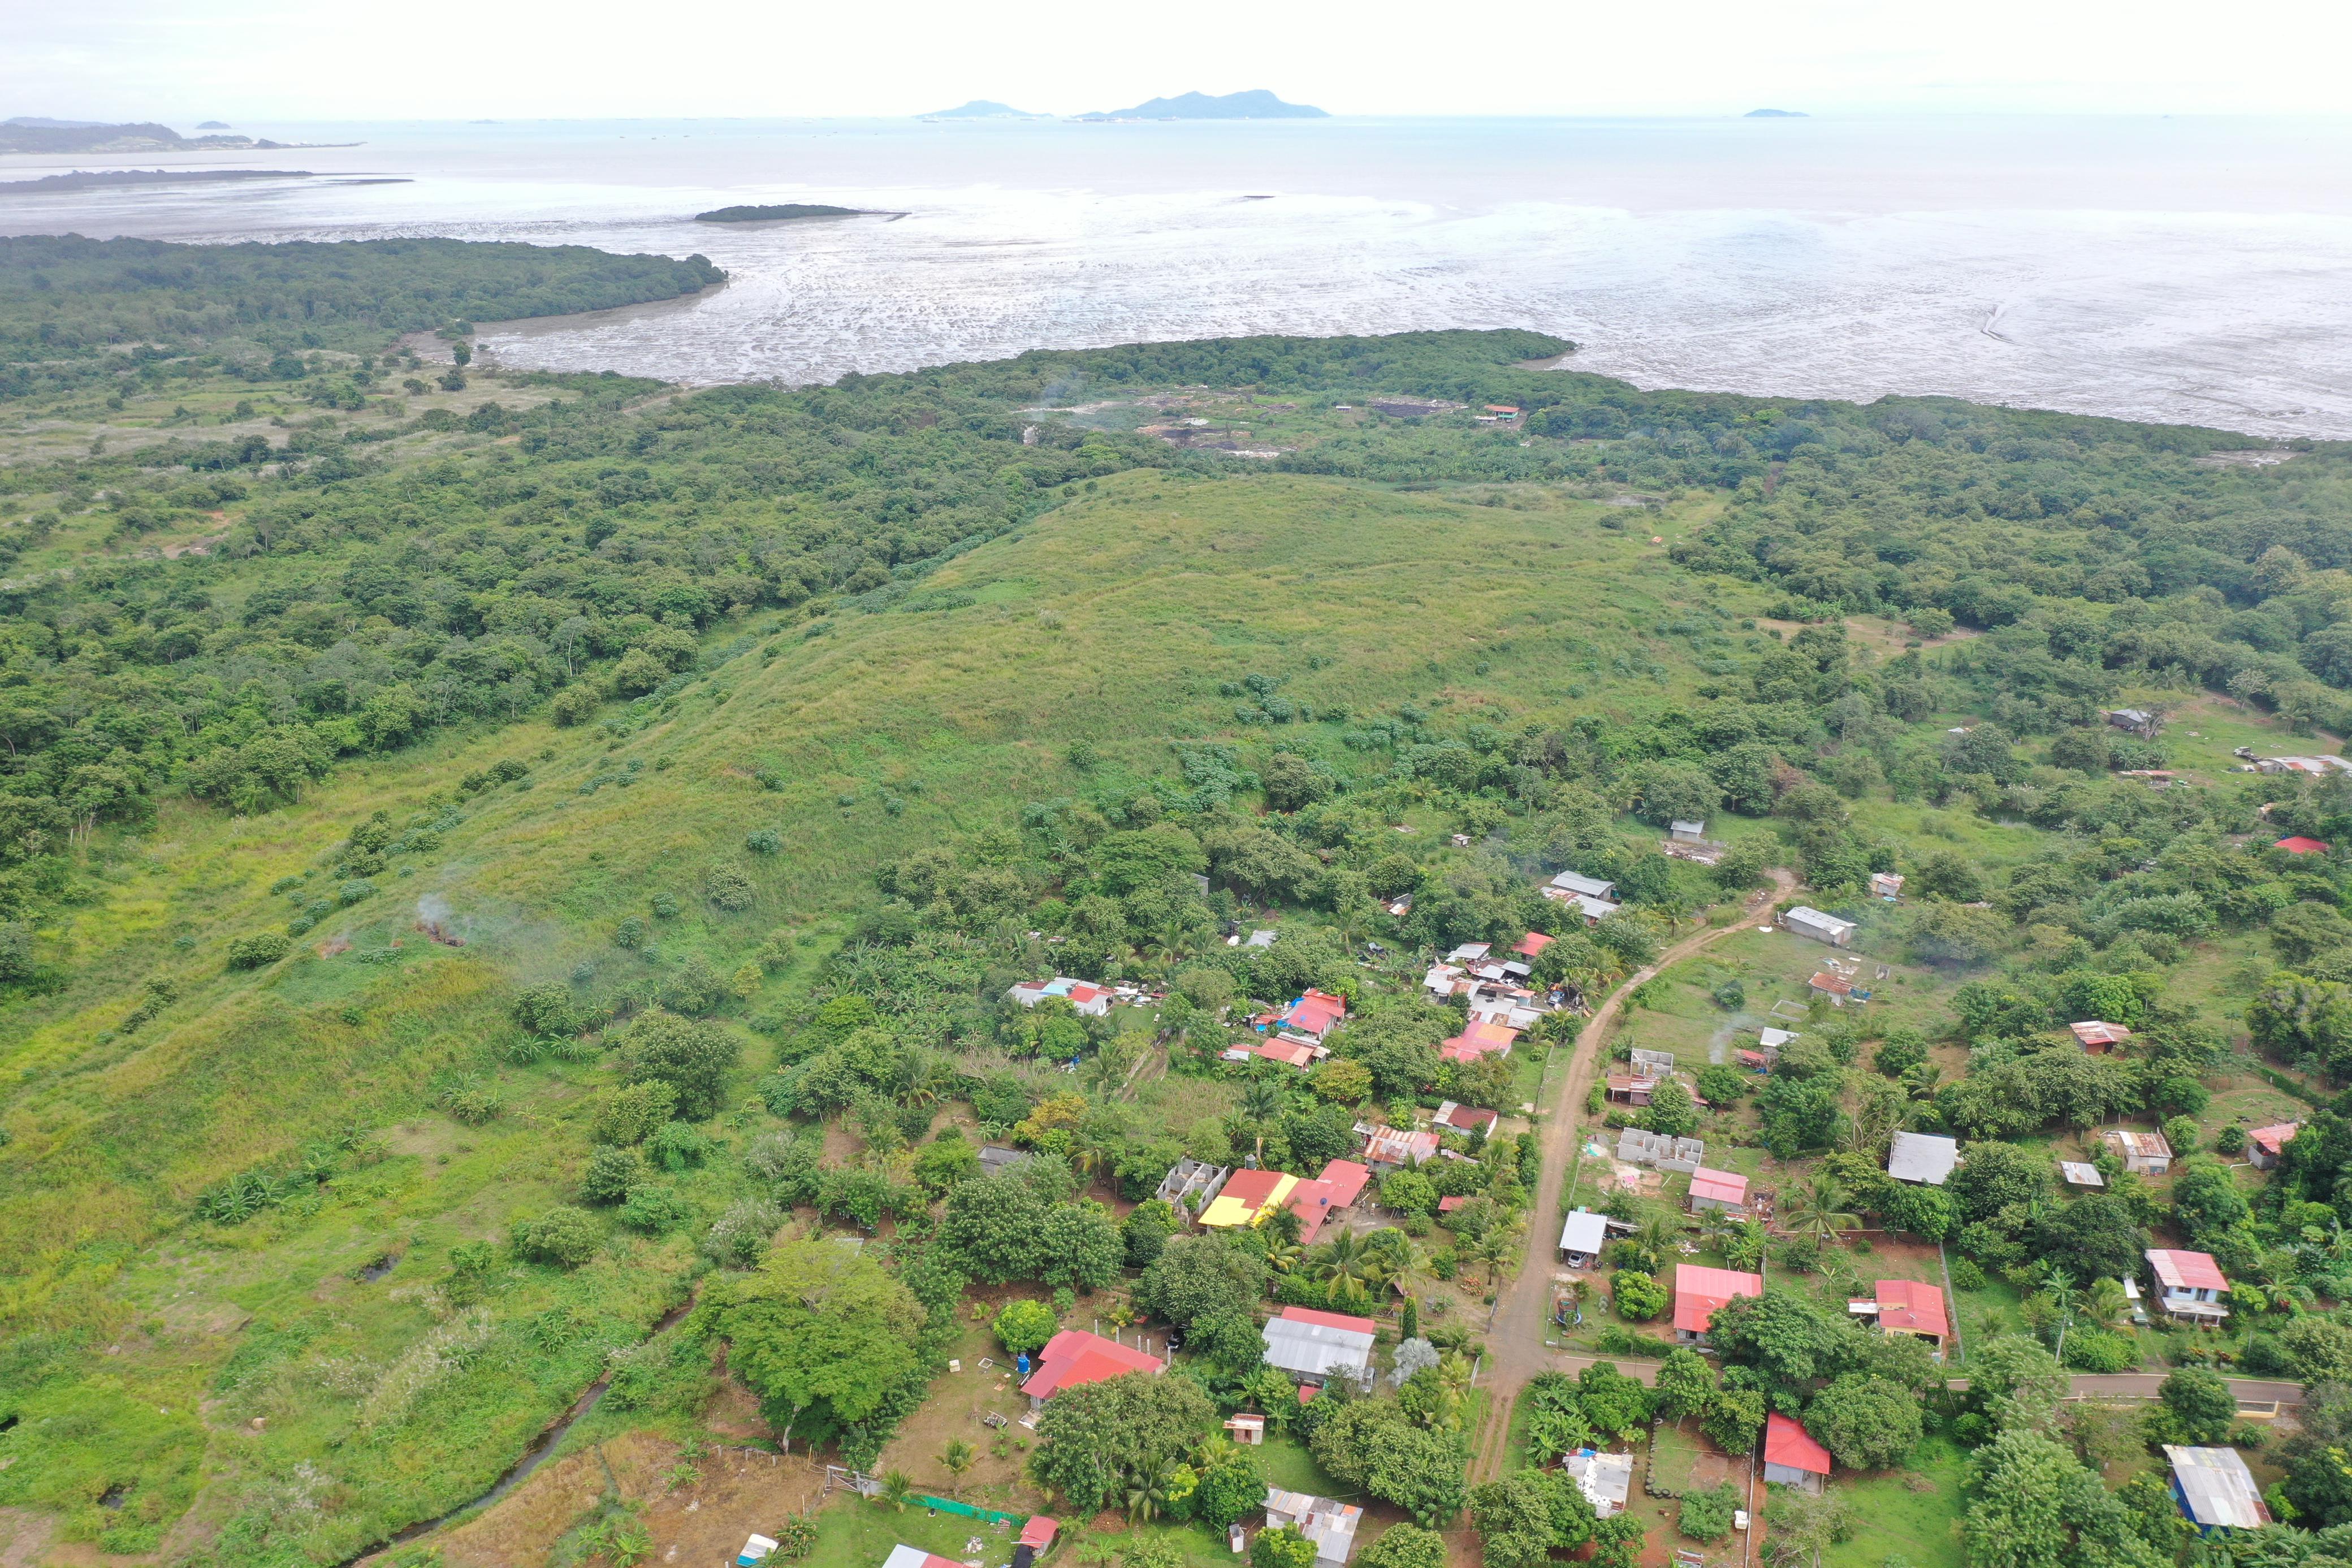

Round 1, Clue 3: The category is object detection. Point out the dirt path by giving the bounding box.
[1466,871,1796,1485]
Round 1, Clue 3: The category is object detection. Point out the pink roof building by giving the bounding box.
[1763,1413,1833,1489]
[1281,989,1348,1041]
[1441,1019,1520,1063]
[1021,1329,1164,1403]
[2278,836,2332,855]
[1687,1168,1749,1211]
[2070,1020,2132,1051]
[2249,1123,2301,1169]
[1866,1279,1948,1341]
[1514,931,1555,958]
[1672,1263,1763,1339]
[1314,1159,1372,1208]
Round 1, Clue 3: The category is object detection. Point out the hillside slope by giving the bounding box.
[0,469,1737,1560]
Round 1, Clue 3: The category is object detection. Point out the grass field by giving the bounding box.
[1821,1436,1970,1568]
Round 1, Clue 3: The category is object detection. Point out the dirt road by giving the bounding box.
[1466,870,1797,1485]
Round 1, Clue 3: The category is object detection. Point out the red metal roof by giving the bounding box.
[1437,1195,1466,1213]
[1765,1412,1832,1474]
[1672,1263,1762,1335]
[1218,1168,1291,1211]
[2278,836,2332,855]
[1514,931,1555,957]
[1688,1168,1748,1206]
[2249,1122,2301,1155]
[1872,1279,1947,1338]
[2070,1020,2133,1046]
[1287,1179,1338,1244]
[1282,989,1347,1036]
[2148,1249,2230,1293]
[1279,1305,1379,1335]
[1809,971,1853,995]
[1315,1159,1372,1207]
[1019,1329,1164,1400]
[1018,1517,1060,1549]
[1440,1020,1519,1062]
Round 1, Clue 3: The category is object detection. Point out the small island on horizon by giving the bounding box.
[923,100,1044,119]
[1078,89,1326,121]
[1744,107,1809,118]
[694,203,870,224]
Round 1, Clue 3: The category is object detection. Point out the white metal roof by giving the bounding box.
[1261,1316,1375,1380]
[2165,1446,2272,1530]
[1560,1209,1610,1255]
[2059,1161,2105,1188]
[1758,1028,1798,1049]
[1549,871,1616,899]
[1887,1131,1960,1185]
[1785,906,1856,935]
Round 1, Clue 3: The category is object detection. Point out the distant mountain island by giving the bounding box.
[925,100,1043,119]
[196,120,232,129]
[0,168,319,197]
[1079,89,1326,122]
[0,117,342,153]
[694,203,869,224]
[1744,108,1809,118]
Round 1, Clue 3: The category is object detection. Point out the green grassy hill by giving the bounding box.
[0,465,1745,1560]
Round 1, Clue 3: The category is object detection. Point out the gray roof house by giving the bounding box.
[1549,870,1617,900]
[1781,906,1857,946]
[1888,1131,1960,1186]
[1562,1450,1635,1518]
[1261,1307,1377,1386]
[2165,1445,2272,1532]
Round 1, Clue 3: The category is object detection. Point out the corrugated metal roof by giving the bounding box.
[1560,1209,1609,1255]
[1764,1413,1832,1474]
[1887,1131,1960,1185]
[1261,1315,1375,1380]
[2165,1446,2272,1530]
[2149,1249,2229,1293]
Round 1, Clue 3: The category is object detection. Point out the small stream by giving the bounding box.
[336,1292,701,1565]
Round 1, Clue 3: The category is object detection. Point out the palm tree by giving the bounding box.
[1240,1075,1289,1125]
[936,1439,976,1497]
[1306,1231,1383,1307]
[2044,1269,2082,1361]
[1778,1176,1862,1245]
[1123,1460,1175,1524]
[1363,1228,1430,1302]
[2082,1277,2132,1333]
[877,1470,914,1512]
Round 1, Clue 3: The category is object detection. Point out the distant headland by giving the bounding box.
[1078,89,1327,121]
[0,116,354,153]
[1744,108,1809,118]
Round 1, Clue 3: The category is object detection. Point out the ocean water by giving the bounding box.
[7,115,2352,437]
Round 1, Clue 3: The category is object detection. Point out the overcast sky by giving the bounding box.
[14,0,2352,121]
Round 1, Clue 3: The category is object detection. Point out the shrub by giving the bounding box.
[646,1120,712,1171]
[746,828,781,855]
[580,1146,643,1204]
[614,915,647,950]
[514,1206,602,1267]
[338,878,375,905]
[994,1298,1058,1356]
[2215,1124,2248,1155]
[619,1185,693,1234]
[704,860,757,911]
[439,1076,505,1125]
[513,982,582,1037]
[1679,1483,1739,1542]
[1612,1270,1668,1321]
[2164,1115,2204,1155]
[1949,1256,1987,1291]
[226,931,291,969]
[595,1080,680,1145]
[704,1197,782,1266]
[2062,1329,2139,1373]
[551,685,599,725]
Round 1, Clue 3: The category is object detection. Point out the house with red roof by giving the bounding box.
[1763,1413,1833,1493]
[2070,1020,2133,1052]
[1021,1329,1164,1409]
[1850,1279,1948,1347]
[1433,1101,1500,1136]
[1006,976,1113,1017]
[1513,931,1555,959]
[1357,1124,1442,1169]
[1279,989,1348,1043]
[1672,1263,1763,1342]
[2147,1249,2232,1326]
[1223,1037,1322,1069]
[2277,836,2332,856]
[2248,1122,2301,1170]
[1686,1168,1749,1214]
[1285,1160,1370,1245]
[1011,1516,1058,1568]
[1440,1019,1520,1063]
